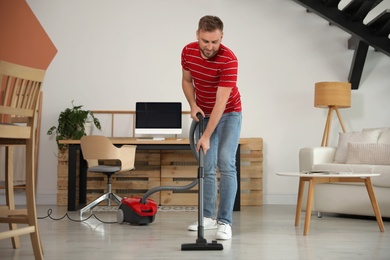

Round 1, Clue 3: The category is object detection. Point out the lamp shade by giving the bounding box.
[314,82,351,108]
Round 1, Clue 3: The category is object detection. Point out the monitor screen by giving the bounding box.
[135,102,182,136]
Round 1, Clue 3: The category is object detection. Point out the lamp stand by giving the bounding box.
[321,106,347,147]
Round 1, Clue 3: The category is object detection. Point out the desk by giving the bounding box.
[60,138,241,212]
[276,172,385,235]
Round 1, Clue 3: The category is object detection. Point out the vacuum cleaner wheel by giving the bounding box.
[117,208,124,224]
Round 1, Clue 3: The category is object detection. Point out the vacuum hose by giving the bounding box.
[140,113,203,204]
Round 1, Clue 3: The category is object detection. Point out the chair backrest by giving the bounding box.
[80,135,136,172]
[0,60,45,139]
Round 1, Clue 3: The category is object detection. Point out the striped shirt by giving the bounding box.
[181,41,242,117]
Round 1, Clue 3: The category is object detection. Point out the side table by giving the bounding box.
[276,171,385,235]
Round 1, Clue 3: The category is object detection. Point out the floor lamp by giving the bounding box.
[314,82,351,147]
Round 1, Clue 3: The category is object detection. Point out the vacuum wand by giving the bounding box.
[181,113,223,251]
[197,113,206,243]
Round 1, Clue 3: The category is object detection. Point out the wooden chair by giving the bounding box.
[0,90,42,190]
[79,135,136,215]
[0,60,45,259]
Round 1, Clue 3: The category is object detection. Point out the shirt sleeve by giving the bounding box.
[181,46,189,71]
[218,59,238,88]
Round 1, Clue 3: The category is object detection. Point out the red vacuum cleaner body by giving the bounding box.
[117,197,158,225]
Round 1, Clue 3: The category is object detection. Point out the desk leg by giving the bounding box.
[295,177,305,226]
[67,145,78,211]
[364,177,385,232]
[303,178,315,236]
[233,145,241,211]
[79,149,87,206]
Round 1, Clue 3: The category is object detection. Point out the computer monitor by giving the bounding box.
[135,102,182,139]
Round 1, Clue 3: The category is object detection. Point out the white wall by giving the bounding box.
[26,0,390,205]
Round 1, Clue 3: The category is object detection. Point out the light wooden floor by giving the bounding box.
[1,205,389,259]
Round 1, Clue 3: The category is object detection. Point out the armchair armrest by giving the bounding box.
[299,147,336,172]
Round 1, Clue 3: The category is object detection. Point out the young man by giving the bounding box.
[181,15,242,240]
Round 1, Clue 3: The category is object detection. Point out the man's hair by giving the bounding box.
[198,15,224,32]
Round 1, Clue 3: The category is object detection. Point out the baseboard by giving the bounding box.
[0,190,298,206]
[263,194,297,205]
[36,193,57,205]
[0,190,57,205]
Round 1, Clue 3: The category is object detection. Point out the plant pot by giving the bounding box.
[84,121,93,136]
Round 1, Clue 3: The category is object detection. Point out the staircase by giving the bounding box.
[292,0,390,89]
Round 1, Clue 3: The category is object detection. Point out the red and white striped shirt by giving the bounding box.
[181,41,242,117]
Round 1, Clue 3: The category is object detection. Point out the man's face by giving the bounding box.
[196,29,223,59]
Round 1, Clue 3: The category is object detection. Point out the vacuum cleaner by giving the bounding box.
[116,113,223,251]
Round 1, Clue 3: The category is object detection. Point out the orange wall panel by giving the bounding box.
[0,0,57,70]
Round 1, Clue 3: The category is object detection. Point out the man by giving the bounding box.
[181,15,242,240]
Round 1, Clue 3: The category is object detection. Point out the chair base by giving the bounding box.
[79,192,122,216]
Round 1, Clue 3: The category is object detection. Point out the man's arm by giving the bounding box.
[182,69,204,120]
[198,86,232,153]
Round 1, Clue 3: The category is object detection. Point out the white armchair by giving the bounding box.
[298,128,390,218]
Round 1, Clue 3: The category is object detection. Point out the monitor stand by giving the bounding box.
[135,136,165,141]
[152,137,165,141]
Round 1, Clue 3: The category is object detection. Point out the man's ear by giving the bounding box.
[196,30,199,40]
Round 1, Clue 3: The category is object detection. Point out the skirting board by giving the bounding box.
[0,191,58,205]
[0,192,298,206]
[263,194,298,205]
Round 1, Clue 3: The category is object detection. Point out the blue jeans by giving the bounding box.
[197,112,242,225]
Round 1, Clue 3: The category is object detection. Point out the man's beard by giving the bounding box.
[200,48,217,59]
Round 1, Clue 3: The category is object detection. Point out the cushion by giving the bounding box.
[363,127,390,144]
[371,165,390,188]
[333,130,380,163]
[378,130,390,144]
[346,142,390,165]
[362,127,390,133]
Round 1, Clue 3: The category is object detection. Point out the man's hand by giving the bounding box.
[191,107,205,121]
[196,135,210,155]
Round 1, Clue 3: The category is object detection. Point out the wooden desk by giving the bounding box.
[276,172,385,235]
[60,138,241,212]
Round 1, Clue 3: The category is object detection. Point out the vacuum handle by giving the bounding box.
[196,113,205,167]
[196,112,204,137]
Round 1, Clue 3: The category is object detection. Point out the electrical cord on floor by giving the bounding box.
[38,208,118,224]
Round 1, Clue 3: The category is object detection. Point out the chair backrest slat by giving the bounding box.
[0,61,45,124]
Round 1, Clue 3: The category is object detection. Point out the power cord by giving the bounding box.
[38,208,118,224]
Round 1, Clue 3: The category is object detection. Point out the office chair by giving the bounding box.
[79,135,136,215]
[0,60,45,259]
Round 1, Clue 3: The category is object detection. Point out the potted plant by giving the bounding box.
[47,100,101,149]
